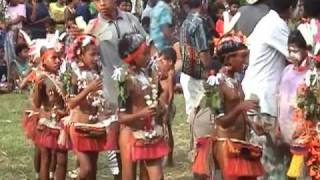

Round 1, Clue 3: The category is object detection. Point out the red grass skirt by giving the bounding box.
[34,126,61,150]
[222,141,265,178]
[192,137,214,177]
[69,123,118,152]
[21,110,39,141]
[131,137,169,161]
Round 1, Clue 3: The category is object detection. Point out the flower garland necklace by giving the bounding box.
[75,66,105,122]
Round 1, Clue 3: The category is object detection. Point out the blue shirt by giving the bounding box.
[75,3,92,23]
[180,12,209,79]
[150,1,172,50]
[26,2,50,39]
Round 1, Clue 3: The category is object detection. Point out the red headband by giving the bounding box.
[41,50,56,64]
[123,42,147,64]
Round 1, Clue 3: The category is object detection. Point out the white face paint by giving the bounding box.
[288,46,303,64]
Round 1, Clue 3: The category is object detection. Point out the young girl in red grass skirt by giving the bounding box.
[32,49,70,180]
[114,33,169,180]
[66,35,119,180]
[192,32,265,180]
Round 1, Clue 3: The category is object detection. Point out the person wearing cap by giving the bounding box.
[115,33,169,180]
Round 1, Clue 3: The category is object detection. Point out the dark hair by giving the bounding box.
[117,0,131,5]
[189,0,202,9]
[118,33,145,60]
[288,30,307,49]
[46,18,55,27]
[216,33,247,64]
[304,0,320,18]
[228,0,240,6]
[159,48,177,64]
[271,0,297,13]
[15,43,29,56]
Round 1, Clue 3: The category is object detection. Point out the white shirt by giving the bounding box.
[6,4,26,29]
[242,10,289,117]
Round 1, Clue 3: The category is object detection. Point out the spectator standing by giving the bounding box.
[86,0,148,107]
[75,0,92,23]
[64,0,78,21]
[26,0,50,39]
[49,0,66,31]
[223,0,239,34]
[232,0,271,37]
[149,0,173,51]
[179,0,211,117]
[241,0,298,179]
[6,0,26,30]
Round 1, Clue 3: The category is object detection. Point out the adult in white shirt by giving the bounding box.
[241,0,297,179]
[6,0,26,30]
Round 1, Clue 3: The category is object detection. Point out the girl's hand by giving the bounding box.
[139,107,156,118]
[87,79,102,92]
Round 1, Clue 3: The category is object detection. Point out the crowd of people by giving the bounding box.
[1,0,320,179]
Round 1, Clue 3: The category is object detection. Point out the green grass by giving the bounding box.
[0,93,192,180]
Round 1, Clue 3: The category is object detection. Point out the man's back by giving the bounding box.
[242,10,289,116]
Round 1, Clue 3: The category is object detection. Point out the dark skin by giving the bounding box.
[212,50,259,180]
[118,46,166,180]
[6,0,26,27]
[29,0,50,25]
[32,51,68,180]
[158,56,175,166]
[67,44,103,180]
[93,0,118,21]
[148,0,172,47]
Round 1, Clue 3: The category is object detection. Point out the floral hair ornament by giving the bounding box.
[66,34,97,61]
[216,31,248,60]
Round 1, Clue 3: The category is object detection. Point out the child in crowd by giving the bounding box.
[192,32,264,179]
[213,2,225,38]
[0,45,11,93]
[118,0,132,12]
[67,35,118,180]
[278,30,311,144]
[32,49,68,180]
[10,43,30,89]
[157,47,177,166]
[223,0,240,33]
[115,33,169,179]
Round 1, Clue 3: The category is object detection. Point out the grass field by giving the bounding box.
[0,93,192,180]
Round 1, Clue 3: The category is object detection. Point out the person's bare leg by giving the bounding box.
[34,146,41,179]
[166,123,174,167]
[88,152,98,180]
[145,159,164,180]
[55,150,67,180]
[39,147,51,180]
[139,161,149,180]
[119,128,136,180]
[76,152,92,180]
[50,150,56,179]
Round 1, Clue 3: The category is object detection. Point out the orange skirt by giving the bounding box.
[221,140,265,178]
[192,137,214,177]
[69,123,118,152]
[34,126,61,150]
[21,110,39,141]
[131,137,169,161]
